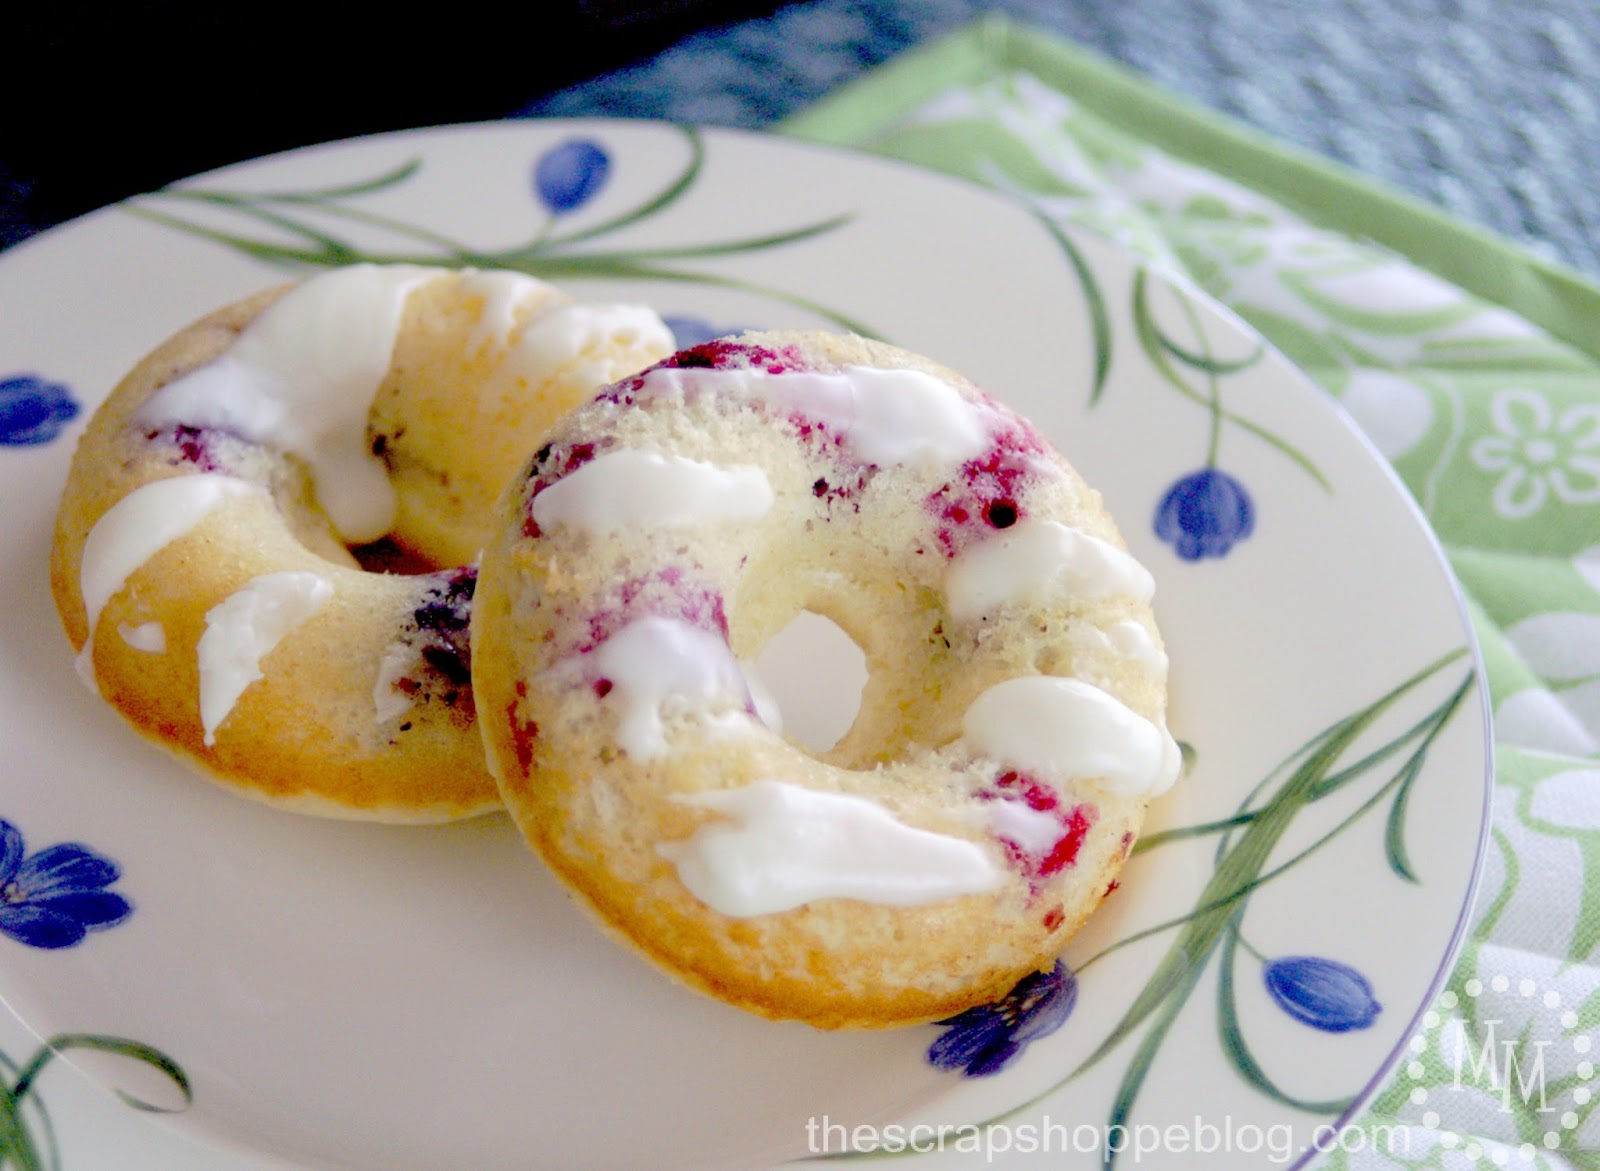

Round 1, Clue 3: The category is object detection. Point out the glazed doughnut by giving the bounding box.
[474,330,1180,1026]
[50,264,674,821]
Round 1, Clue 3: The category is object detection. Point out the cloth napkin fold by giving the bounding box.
[783,16,1600,1168]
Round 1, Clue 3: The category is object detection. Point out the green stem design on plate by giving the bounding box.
[1081,651,1469,1170]
[0,1035,190,1171]
[1035,213,1114,406]
[126,124,879,337]
[810,651,1474,1168]
[1131,268,1333,492]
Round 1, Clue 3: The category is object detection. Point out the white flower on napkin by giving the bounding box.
[1469,388,1600,518]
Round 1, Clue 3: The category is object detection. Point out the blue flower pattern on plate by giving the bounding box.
[0,819,132,949]
[927,960,1077,1077]
[1262,955,1381,1032]
[1154,467,1255,560]
[533,139,611,214]
[0,374,79,446]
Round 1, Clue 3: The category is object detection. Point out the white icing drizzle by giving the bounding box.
[456,269,555,357]
[118,621,167,653]
[139,265,671,545]
[136,263,437,544]
[531,450,773,536]
[198,571,333,745]
[945,518,1156,621]
[648,364,993,469]
[76,473,258,688]
[962,675,1181,798]
[583,616,752,760]
[984,796,1063,855]
[505,302,674,389]
[1106,619,1168,673]
[661,780,1003,917]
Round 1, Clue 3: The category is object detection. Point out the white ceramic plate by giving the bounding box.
[0,120,1490,1170]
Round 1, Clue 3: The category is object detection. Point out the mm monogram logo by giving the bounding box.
[1447,1016,1552,1112]
[1405,975,1594,1164]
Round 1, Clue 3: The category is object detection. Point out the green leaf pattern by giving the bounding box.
[855,65,1600,1170]
[1,1035,189,1170]
[126,125,880,339]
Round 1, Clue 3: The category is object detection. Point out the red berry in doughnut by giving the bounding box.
[50,264,674,821]
[473,330,1179,1026]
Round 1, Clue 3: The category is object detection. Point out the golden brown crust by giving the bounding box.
[475,329,1172,1025]
[50,269,672,821]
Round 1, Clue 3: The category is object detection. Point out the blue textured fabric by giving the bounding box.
[521,0,1600,278]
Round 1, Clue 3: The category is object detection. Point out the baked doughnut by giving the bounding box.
[474,331,1180,1026]
[50,264,674,821]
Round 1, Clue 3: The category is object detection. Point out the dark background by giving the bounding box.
[8,0,1600,279]
[1,1,783,246]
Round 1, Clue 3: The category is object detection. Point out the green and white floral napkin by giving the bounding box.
[785,16,1600,1169]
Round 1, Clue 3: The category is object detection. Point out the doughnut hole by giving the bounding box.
[727,562,970,775]
[751,610,867,753]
